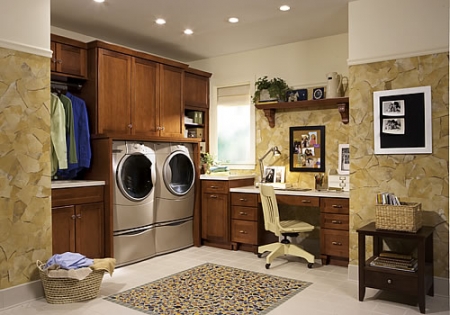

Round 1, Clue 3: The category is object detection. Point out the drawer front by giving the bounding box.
[231,220,257,244]
[231,206,257,221]
[321,198,349,214]
[321,230,349,258]
[231,193,258,207]
[276,195,319,207]
[364,270,418,295]
[202,180,229,194]
[321,213,349,230]
[52,186,104,207]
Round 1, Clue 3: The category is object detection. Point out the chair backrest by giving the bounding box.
[259,184,281,236]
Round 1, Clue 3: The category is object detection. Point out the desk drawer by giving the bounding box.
[321,198,349,214]
[231,193,258,207]
[202,180,229,194]
[232,206,257,221]
[231,220,257,244]
[276,195,319,207]
[321,213,349,230]
[321,229,349,258]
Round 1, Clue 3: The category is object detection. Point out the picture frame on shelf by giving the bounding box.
[263,166,285,183]
[373,86,432,154]
[286,89,307,102]
[289,125,325,172]
[338,144,350,175]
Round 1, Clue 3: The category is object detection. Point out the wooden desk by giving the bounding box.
[229,186,350,266]
[357,222,434,314]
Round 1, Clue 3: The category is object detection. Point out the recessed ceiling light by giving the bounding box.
[184,29,193,35]
[228,17,239,23]
[94,0,105,3]
[155,18,166,25]
[279,5,290,11]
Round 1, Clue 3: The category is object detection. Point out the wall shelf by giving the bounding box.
[254,97,349,127]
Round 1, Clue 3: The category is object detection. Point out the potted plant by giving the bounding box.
[200,152,214,174]
[253,76,290,104]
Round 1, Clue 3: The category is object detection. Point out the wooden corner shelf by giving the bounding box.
[254,97,349,128]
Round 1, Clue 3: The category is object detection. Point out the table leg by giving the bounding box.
[358,232,366,301]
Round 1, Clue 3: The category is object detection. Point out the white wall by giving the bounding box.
[348,0,449,65]
[0,0,51,57]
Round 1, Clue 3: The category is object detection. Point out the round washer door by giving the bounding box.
[117,153,155,201]
[163,151,195,196]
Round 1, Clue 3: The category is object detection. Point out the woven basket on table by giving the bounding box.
[37,260,105,304]
[375,202,422,233]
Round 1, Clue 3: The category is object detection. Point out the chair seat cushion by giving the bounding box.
[279,220,314,233]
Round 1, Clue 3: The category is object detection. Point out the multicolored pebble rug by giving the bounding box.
[105,263,311,315]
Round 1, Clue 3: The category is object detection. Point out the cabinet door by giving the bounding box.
[54,42,87,78]
[184,72,209,108]
[52,205,76,255]
[97,48,132,134]
[159,65,183,137]
[202,193,229,242]
[76,202,104,258]
[132,57,159,136]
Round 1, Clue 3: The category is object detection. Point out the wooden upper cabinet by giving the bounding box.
[184,69,211,109]
[159,65,183,137]
[51,34,87,79]
[96,48,132,135]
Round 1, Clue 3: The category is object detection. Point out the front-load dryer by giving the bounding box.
[112,141,156,232]
[154,142,195,224]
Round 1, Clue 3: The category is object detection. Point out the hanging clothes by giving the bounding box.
[56,92,91,179]
[50,93,67,176]
[59,94,78,164]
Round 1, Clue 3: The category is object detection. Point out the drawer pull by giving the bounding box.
[331,220,342,224]
[210,185,219,189]
[239,212,248,216]
[239,230,248,234]
[210,195,218,199]
[387,279,392,284]
[332,204,343,208]
[239,198,248,202]
[301,200,311,204]
[332,241,342,246]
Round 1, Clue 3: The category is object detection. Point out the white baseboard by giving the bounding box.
[348,264,449,297]
[0,280,44,311]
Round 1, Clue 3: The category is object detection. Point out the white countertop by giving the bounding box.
[230,185,349,198]
[200,174,256,181]
[51,180,106,189]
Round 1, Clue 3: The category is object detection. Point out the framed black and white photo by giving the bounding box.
[263,166,285,183]
[290,125,325,172]
[338,144,350,175]
[373,86,432,154]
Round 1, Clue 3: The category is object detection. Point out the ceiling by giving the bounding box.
[51,0,352,63]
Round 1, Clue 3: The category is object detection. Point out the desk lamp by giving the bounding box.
[259,146,281,183]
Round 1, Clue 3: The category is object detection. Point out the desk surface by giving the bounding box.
[230,185,349,199]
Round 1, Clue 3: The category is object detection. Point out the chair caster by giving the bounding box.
[307,263,313,269]
[265,263,271,269]
[257,253,263,258]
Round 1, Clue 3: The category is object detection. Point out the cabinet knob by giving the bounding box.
[210,185,218,189]
[387,279,392,284]
[239,211,248,216]
[71,214,76,220]
[332,204,343,208]
[331,220,342,224]
[210,195,218,199]
[239,198,247,202]
[332,241,342,246]
[301,200,311,203]
[56,59,62,64]
[76,214,81,219]
[239,230,248,234]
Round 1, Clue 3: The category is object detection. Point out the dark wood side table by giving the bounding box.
[357,222,434,314]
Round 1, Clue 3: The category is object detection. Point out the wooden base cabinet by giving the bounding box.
[320,198,349,266]
[52,186,104,258]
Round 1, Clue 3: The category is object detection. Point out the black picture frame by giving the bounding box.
[289,125,325,172]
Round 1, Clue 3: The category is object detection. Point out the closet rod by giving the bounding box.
[50,81,83,90]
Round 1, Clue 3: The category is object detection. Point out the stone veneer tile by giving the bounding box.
[0,48,51,289]
[349,53,449,278]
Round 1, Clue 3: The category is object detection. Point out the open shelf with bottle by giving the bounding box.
[255,97,349,127]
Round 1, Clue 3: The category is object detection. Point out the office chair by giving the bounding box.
[258,184,315,269]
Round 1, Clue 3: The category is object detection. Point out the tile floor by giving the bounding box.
[0,246,448,315]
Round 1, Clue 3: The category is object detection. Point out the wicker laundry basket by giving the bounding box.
[375,202,422,233]
[37,260,105,304]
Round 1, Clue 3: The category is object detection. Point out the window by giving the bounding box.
[216,84,255,169]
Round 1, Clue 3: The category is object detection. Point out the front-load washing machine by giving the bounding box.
[112,140,157,266]
[153,142,196,254]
